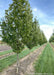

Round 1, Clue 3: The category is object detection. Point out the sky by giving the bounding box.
[0,0,54,40]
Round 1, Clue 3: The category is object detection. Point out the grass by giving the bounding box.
[0,50,13,56]
[0,45,40,72]
[34,43,54,75]
[51,42,54,45]
[0,46,28,56]
[0,43,7,46]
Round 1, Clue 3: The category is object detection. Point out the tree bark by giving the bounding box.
[16,53,19,75]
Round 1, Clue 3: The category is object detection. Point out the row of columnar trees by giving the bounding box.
[0,0,47,74]
[49,31,54,42]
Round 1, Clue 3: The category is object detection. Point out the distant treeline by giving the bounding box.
[49,32,54,42]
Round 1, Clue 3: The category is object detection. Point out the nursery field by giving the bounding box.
[34,43,54,75]
[1,0,53,75]
[0,43,54,75]
[0,44,40,72]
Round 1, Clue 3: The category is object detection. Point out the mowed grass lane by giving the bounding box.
[34,43,54,74]
[0,45,40,72]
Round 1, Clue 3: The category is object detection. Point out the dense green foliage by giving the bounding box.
[0,45,40,72]
[38,31,47,45]
[34,43,54,74]
[0,0,47,53]
[28,18,47,47]
[32,18,39,46]
[0,0,33,53]
[49,32,54,42]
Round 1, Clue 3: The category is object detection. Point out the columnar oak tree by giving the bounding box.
[1,0,33,74]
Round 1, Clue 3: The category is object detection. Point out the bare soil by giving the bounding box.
[0,44,46,75]
[0,48,27,60]
[50,43,54,50]
[0,52,15,60]
[0,44,12,52]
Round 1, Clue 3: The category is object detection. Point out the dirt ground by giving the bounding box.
[50,43,54,50]
[0,44,12,52]
[0,44,46,75]
[0,52,15,60]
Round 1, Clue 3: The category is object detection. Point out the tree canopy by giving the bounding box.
[0,0,47,53]
[0,0,34,53]
[49,31,54,42]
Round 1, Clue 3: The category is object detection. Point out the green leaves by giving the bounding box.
[38,30,47,45]
[49,30,54,42]
[0,0,47,54]
[1,0,33,53]
[49,35,54,42]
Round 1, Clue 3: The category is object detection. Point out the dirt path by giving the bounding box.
[50,43,54,50]
[0,52,15,60]
[20,44,46,75]
[0,44,46,75]
[0,48,27,60]
[0,44,12,52]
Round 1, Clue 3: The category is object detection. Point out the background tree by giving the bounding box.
[29,17,47,46]
[38,29,43,45]
[31,18,40,46]
[41,31,47,44]
[38,28,47,45]
[49,31,54,42]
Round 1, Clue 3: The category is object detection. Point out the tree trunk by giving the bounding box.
[16,53,19,75]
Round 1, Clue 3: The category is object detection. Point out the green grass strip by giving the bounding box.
[51,42,54,45]
[34,43,54,75]
[0,50,13,56]
[0,46,28,56]
[0,45,40,72]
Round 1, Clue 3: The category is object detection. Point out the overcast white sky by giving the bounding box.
[40,25,54,40]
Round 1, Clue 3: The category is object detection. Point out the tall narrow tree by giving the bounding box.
[1,0,33,74]
[32,18,39,46]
